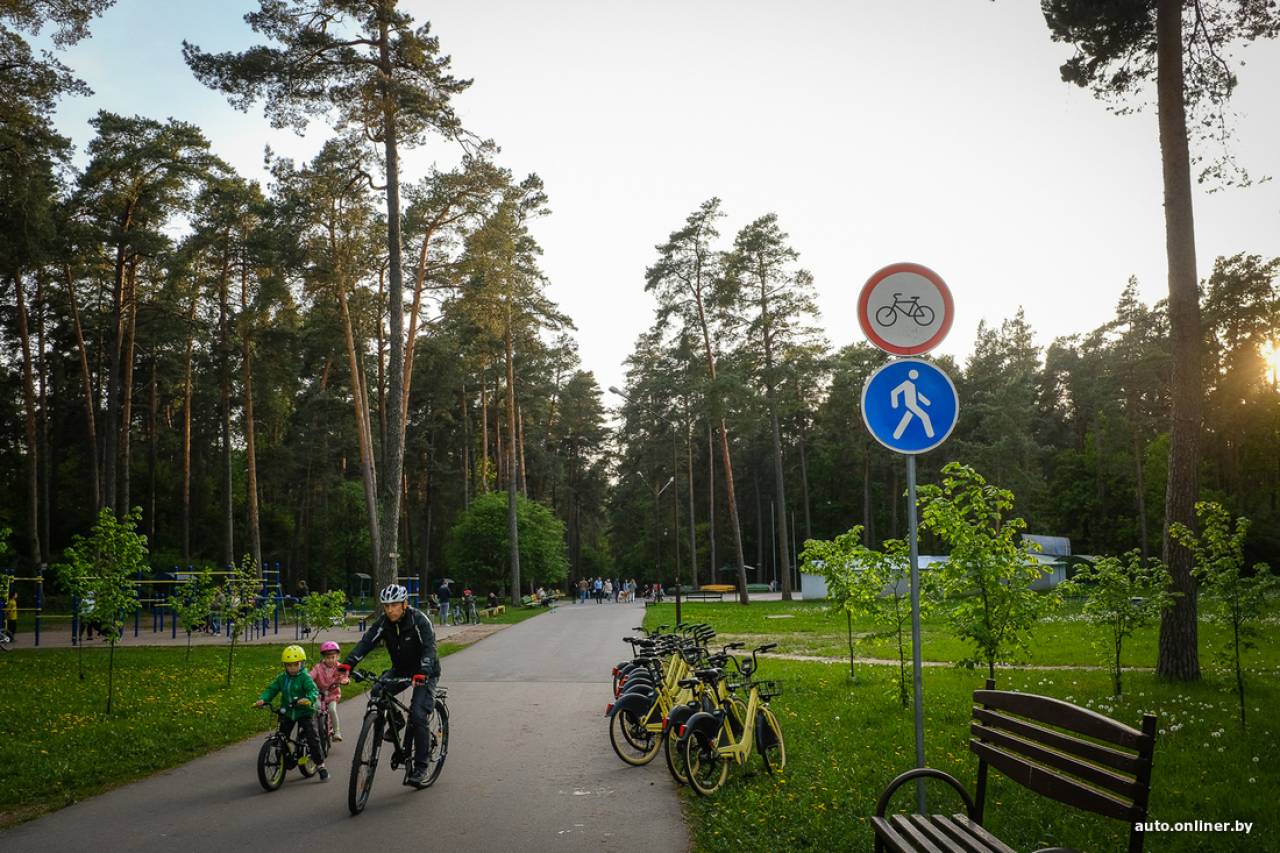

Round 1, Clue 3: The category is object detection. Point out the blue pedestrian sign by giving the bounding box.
[861,359,959,454]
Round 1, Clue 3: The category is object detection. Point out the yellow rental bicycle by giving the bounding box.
[678,643,786,795]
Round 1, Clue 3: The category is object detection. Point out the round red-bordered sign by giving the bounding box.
[857,262,954,356]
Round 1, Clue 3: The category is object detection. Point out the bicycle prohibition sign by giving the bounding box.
[875,293,935,327]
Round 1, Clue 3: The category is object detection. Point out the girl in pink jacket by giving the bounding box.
[310,641,349,741]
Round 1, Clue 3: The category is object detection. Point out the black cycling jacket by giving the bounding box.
[344,606,439,678]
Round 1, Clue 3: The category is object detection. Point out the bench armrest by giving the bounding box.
[874,767,977,820]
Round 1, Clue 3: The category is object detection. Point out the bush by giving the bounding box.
[445,493,567,593]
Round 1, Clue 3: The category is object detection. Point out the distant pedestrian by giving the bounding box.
[5,589,17,639]
[577,577,589,603]
[78,592,97,640]
[593,576,603,604]
[487,591,499,610]
[463,586,478,624]
[604,579,613,602]
[437,580,451,625]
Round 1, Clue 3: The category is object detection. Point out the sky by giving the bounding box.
[37,0,1280,399]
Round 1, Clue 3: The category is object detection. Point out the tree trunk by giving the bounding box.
[754,470,764,583]
[241,265,263,574]
[707,421,716,582]
[377,13,409,594]
[461,385,471,509]
[12,273,43,565]
[338,287,381,574]
[687,421,698,589]
[862,441,874,546]
[120,261,138,515]
[65,265,101,514]
[480,376,490,493]
[181,287,198,560]
[218,261,235,566]
[798,419,812,544]
[505,308,521,604]
[518,403,529,497]
[148,355,158,542]
[104,231,131,515]
[36,276,49,559]
[1155,0,1202,682]
[1133,422,1150,562]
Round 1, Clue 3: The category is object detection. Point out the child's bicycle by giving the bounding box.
[256,702,328,791]
[0,626,12,652]
[346,668,449,815]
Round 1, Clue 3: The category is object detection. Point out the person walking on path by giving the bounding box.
[437,579,451,625]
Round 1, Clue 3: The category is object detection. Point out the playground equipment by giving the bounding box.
[0,562,289,648]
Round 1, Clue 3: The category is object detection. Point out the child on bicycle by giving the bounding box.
[310,640,349,741]
[255,644,329,781]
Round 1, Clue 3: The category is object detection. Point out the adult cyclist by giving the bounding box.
[338,584,440,787]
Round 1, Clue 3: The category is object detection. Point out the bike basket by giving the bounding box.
[754,680,784,700]
[725,677,749,693]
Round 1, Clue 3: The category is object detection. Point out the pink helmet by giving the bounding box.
[319,641,340,654]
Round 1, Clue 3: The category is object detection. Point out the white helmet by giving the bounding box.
[379,584,409,604]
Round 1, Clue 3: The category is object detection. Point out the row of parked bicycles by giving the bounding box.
[604,622,786,795]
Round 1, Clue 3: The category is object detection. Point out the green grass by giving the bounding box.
[670,659,1279,852]
[647,598,1280,670]
[0,607,549,828]
[642,605,1280,851]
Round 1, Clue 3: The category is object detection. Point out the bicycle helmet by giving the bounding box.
[281,644,307,663]
[319,641,340,654]
[379,584,409,604]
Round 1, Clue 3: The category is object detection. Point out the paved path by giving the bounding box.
[1,603,688,853]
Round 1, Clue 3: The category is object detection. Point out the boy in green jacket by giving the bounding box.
[255,644,329,781]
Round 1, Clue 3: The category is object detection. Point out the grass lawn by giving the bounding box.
[645,598,1280,670]
[641,605,1279,851]
[0,606,548,828]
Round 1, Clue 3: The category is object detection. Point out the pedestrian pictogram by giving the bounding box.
[861,359,959,455]
[858,262,953,356]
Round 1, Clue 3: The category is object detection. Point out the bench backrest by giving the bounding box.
[970,678,1157,853]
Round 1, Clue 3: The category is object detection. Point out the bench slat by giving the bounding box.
[971,740,1137,821]
[888,815,946,853]
[870,816,913,853]
[973,706,1142,774]
[931,815,1004,853]
[948,815,1019,853]
[974,690,1150,750]
[971,723,1141,799]
[907,815,966,851]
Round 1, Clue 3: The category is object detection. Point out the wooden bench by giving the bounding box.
[680,590,724,601]
[477,605,505,618]
[872,678,1158,853]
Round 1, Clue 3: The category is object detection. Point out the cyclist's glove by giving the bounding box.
[337,663,352,674]
[412,674,427,685]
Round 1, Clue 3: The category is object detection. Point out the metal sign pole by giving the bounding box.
[906,454,926,813]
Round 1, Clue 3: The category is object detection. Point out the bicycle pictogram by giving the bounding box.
[875,293,935,328]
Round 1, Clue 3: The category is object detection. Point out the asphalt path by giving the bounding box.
[2,602,689,853]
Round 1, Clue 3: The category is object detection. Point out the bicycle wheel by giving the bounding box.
[758,705,787,774]
[683,729,728,796]
[318,711,332,757]
[875,305,898,327]
[418,700,450,788]
[608,707,660,765]
[257,738,285,791]
[662,725,689,785]
[297,739,317,778]
[913,304,935,326]
[348,712,383,815]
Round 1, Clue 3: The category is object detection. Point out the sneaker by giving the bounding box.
[318,767,329,782]
[404,768,427,788]
[333,734,343,742]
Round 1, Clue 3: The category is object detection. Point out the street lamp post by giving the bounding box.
[610,386,684,626]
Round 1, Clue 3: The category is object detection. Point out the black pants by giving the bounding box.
[385,679,437,771]
[280,715,323,764]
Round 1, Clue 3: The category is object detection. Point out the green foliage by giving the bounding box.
[805,526,933,706]
[1171,501,1278,727]
[445,492,567,593]
[1068,551,1174,696]
[299,589,347,652]
[55,507,149,713]
[918,463,1060,677]
[171,567,217,661]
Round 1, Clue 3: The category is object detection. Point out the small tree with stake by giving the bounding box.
[300,589,347,654]
[1069,551,1175,697]
[918,463,1060,679]
[56,508,147,714]
[1171,501,1277,728]
[172,567,217,662]
[805,526,932,706]
[223,555,271,687]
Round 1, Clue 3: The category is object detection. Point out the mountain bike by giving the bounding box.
[256,703,326,791]
[679,643,786,795]
[347,669,449,815]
